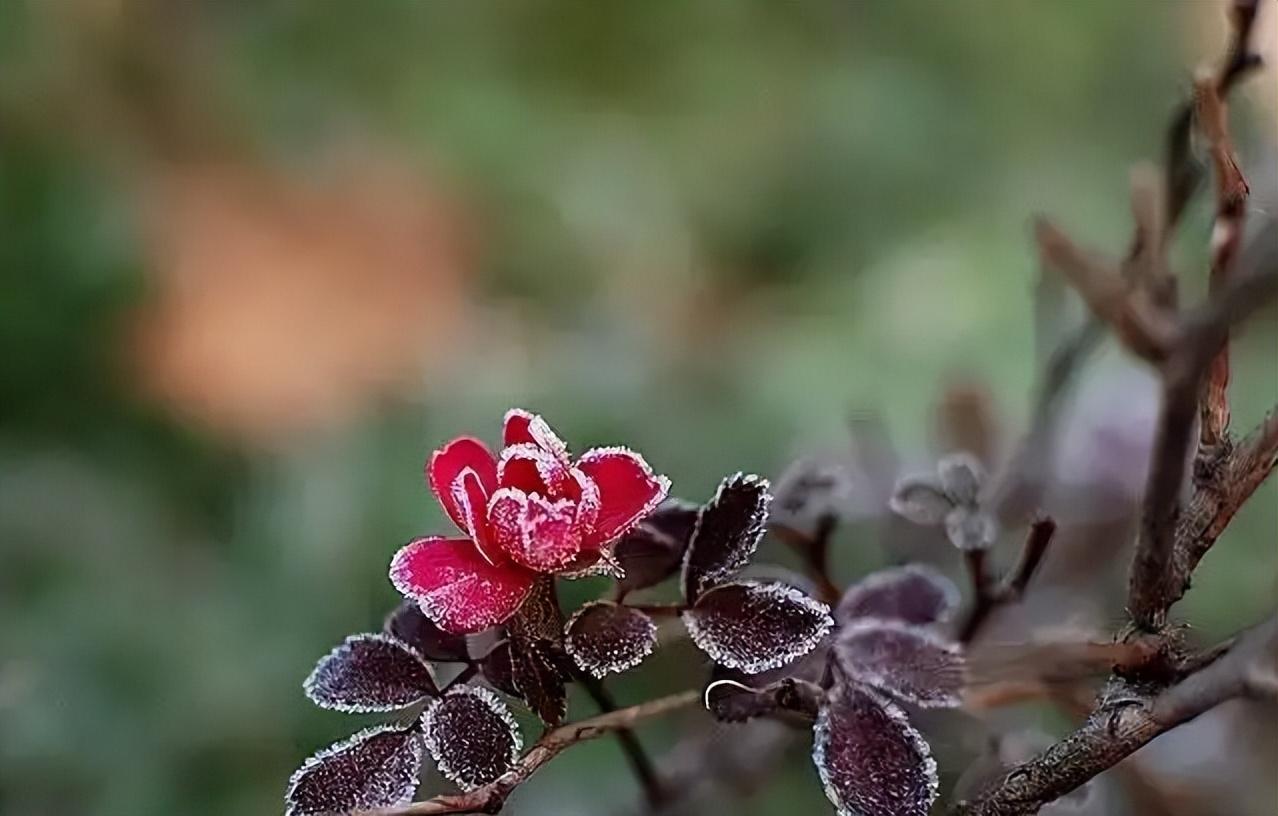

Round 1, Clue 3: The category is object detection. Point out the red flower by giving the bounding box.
[390,409,671,633]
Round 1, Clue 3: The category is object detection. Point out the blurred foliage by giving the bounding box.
[0,2,1274,815]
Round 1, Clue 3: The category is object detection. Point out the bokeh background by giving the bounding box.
[1,2,1276,815]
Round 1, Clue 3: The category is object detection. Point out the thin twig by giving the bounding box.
[573,670,667,808]
[363,690,700,816]
[959,517,1057,643]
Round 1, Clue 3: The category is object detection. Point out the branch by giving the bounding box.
[573,670,666,807]
[959,516,1057,643]
[363,690,700,816]
[952,612,1278,816]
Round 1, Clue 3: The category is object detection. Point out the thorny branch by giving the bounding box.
[362,690,700,816]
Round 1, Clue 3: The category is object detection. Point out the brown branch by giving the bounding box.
[363,690,700,816]
[959,517,1057,643]
[572,670,666,807]
[952,612,1278,816]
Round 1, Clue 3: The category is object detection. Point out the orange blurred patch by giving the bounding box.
[130,156,473,444]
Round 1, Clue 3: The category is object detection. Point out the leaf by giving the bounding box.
[422,686,523,791]
[888,477,953,525]
[564,601,658,678]
[812,682,938,816]
[285,724,424,816]
[835,564,960,626]
[479,641,521,698]
[613,500,699,595]
[833,620,964,708]
[683,581,832,674]
[944,506,998,551]
[508,637,569,726]
[681,473,772,602]
[384,599,471,663]
[304,633,437,712]
[937,452,984,506]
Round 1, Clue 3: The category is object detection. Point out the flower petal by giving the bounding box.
[428,437,498,532]
[389,537,534,633]
[488,488,582,572]
[577,446,670,547]
[502,408,570,462]
[451,469,502,564]
[497,443,572,496]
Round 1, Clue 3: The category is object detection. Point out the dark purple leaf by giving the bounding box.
[564,601,657,678]
[423,686,522,791]
[812,681,938,816]
[834,620,964,708]
[888,476,953,525]
[683,581,832,674]
[681,473,772,602]
[613,500,699,595]
[304,634,437,712]
[508,637,568,726]
[384,599,470,663]
[506,576,565,644]
[285,724,423,816]
[836,564,960,626]
[479,641,521,697]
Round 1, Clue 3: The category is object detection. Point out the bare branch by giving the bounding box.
[362,690,699,816]
[959,517,1057,643]
[953,612,1278,816]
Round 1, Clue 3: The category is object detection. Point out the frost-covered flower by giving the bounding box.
[390,409,670,634]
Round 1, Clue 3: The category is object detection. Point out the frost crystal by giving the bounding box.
[564,601,658,678]
[683,581,832,674]
[812,682,938,816]
[681,473,772,602]
[303,633,437,713]
[285,724,424,816]
[835,564,961,627]
[834,619,965,708]
[422,686,523,791]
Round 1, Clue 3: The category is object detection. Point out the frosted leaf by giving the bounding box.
[384,599,470,663]
[937,452,984,506]
[944,506,998,551]
[836,564,961,626]
[507,638,568,725]
[304,634,437,712]
[889,476,953,525]
[681,473,772,602]
[285,724,424,816]
[478,640,521,697]
[812,682,938,816]
[833,620,964,708]
[423,686,523,791]
[771,457,859,531]
[564,601,657,677]
[613,500,699,595]
[683,581,832,674]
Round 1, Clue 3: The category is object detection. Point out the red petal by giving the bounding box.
[389,537,534,633]
[577,447,670,547]
[428,438,498,533]
[451,469,502,564]
[497,444,572,496]
[502,408,570,462]
[487,488,584,572]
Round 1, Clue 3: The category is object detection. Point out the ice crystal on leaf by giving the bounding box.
[835,564,961,627]
[812,682,938,816]
[683,581,832,674]
[285,724,424,816]
[681,473,771,602]
[390,410,669,633]
[833,620,965,708]
[423,686,523,791]
[564,601,658,678]
[304,633,437,713]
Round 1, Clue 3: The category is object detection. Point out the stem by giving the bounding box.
[573,670,667,807]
